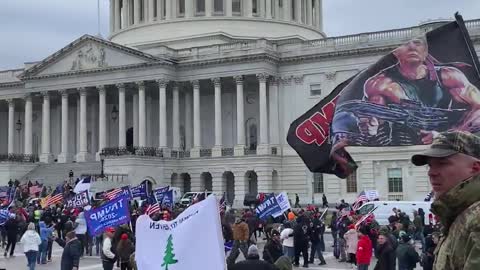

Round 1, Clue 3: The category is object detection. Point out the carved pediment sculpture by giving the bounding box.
[71,44,107,71]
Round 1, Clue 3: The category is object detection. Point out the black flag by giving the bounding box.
[287,13,480,178]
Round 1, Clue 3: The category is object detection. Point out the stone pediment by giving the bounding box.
[22,35,169,79]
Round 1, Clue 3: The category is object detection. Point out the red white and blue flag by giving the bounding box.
[145,202,161,216]
[352,191,368,211]
[105,188,123,200]
[46,185,64,208]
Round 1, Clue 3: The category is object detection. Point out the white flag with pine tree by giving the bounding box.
[136,195,225,270]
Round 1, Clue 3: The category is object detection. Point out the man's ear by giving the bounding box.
[472,161,480,173]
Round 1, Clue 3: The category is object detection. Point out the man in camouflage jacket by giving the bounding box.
[412,131,480,270]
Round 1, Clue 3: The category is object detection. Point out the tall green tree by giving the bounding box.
[161,234,178,270]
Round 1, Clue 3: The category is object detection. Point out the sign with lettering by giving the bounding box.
[85,195,130,236]
[255,193,282,220]
[65,190,90,208]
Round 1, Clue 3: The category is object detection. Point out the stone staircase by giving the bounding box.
[21,162,102,186]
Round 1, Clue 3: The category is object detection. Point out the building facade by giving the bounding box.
[0,0,479,206]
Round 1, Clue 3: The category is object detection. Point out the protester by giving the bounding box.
[74,211,87,257]
[411,131,480,269]
[308,218,326,266]
[226,217,249,267]
[229,244,277,270]
[280,222,294,262]
[293,215,310,268]
[274,256,293,270]
[356,226,372,270]
[262,230,283,264]
[102,227,117,270]
[329,211,338,248]
[396,234,419,270]
[20,222,42,270]
[55,230,82,270]
[421,232,439,270]
[116,233,135,270]
[294,194,300,208]
[38,221,54,264]
[344,224,358,265]
[4,212,18,257]
[374,233,395,270]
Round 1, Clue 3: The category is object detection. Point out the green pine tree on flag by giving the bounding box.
[161,234,178,270]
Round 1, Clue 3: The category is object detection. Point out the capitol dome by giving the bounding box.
[108,0,326,49]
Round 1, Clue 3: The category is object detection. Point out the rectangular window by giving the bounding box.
[252,0,258,14]
[232,0,241,15]
[196,0,205,14]
[214,0,224,13]
[388,168,403,193]
[153,0,157,18]
[163,0,166,17]
[310,84,321,96]
[178,0,185,16]
[346,169,357,193]
[291,0,295,20]
[313,173,324,194]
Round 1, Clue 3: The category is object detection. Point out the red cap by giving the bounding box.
[105,227,116,233]
[348,224,355,230]
[121,233,128,240]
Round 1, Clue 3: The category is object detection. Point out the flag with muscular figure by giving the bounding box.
[288,14,480,178]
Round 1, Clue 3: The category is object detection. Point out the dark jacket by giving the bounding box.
[56,237,82,270]
[374,242,396,270]
[116,240,135,263]
[5,218,18,238]
[293,220,310,247]
[229,255,278,270]
[263,239,283,264]
[396,242,419,270]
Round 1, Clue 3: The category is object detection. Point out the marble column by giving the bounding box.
[165,0,172,19]
[306,0,312,25]
[283,0,291,21]
[257,73,269,154]
[96,86,106,161]
[191,80,201,157]
[114,0,121,30]
[184,90,193,150]
[268,77,280,146]
[171,0,177,19]
[118,83,126,147]
[76,88,90,162]
[134,0,140,24]
[266,0,272,19]
[24,95,32,156]
[156,0,163,20]
[205,0,213,16]
[7,100,14,155]
[133,93,139,146]
[185,0,194,18]
[158,79,168,149]
[138,82,147,147]
[274,0,281,19]
[225,0,232,16]
[122,0,128,28]
[295,0,302,23]
[316,0,322,30]
[234,76,245,156]
[110,0,116,32]
[212,78,222,157]
[245,0,253,17]
[40,92,53,163]
[148,0,155,21]
[172,84,180,150]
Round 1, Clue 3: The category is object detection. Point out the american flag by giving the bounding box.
[218,193,226,213]
[352,190,368,211]
[45,185,64,208]
[145,202,160,216]
[105,188,123,200]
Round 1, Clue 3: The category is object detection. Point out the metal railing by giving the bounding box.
[83,174,129,183]
[222,148,234,157]
[0,154,38,163]
[100,147,163,158]
[244,148,257,155]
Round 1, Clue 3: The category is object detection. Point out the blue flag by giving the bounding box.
[85,195,130,237]
[0,187,10,199]
[131,181,148,199]
[161,190,174,209]
[153,186,170,202]
[255,194,282,220]
[0,209,11,225]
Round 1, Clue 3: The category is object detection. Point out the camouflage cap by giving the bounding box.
[411,131,480,166]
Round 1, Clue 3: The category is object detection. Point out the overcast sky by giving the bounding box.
[0,0,478,70]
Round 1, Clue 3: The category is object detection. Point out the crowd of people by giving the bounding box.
[221,199,442,270]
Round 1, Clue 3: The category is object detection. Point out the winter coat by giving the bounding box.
[56,237,82,270]
[344,228,358,254]
[116,240,135,263]
[39,221,53,241]
[232,221,249,241]
[4,217,18,238]
[356,235,373,265]
[431,174,480,270]
[374,242,395,270]
[20,230,41,252]
[280,228,294,247]
[293,219,310,247]
[262,239,283,264]
[274,256,292,270]
[396,242,419,270]
[229,255,278,270]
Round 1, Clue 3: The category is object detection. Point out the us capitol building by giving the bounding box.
[0,0,479,207]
